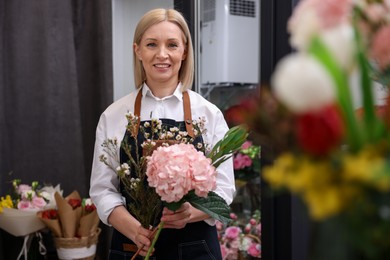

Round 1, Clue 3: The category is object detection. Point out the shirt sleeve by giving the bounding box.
[89,113,125,225]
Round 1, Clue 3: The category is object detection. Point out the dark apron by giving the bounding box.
[108,90,222,260]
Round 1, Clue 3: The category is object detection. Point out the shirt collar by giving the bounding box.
[141,82,183,102]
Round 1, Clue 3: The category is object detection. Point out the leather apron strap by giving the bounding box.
[133,89,194,138]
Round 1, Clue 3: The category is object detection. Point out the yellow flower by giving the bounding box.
[263,153,334,193]
[286,157,333,193]
[303,185,358,220]
[0,195,13,213]
[343,146,390,191]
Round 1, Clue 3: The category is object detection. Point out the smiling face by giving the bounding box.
[134,21,187,93]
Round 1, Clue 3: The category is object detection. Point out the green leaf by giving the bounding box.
[208,125,249,168]
[185,190,232,225]
[165,199,185,212]
[309,36,362,151]
[352,9,387,144]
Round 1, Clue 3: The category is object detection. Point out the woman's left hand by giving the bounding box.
[161,202,211,229]
[161,202,192,229]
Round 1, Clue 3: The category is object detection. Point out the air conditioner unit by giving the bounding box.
[200,0,260,86]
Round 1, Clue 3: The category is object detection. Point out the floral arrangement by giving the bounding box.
[0,179,61,212]
[0,179,62,237]
[37,191,100,259]
[100,112,248,259]
[38,191,99,238]
[233,141,261,182]
[217,210,261,260]
[237,0,390,259]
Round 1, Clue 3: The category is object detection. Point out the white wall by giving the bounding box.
[112,0,174,101]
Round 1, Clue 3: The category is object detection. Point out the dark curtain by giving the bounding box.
[0,0,113,259]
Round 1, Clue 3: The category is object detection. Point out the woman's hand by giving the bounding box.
[133,225,155,256]
[161,202,211,229]
[107,205,155,256]
[161,202,192,229]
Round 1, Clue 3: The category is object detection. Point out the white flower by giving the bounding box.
[239,236,252,251]
[271,53,336,113]
[23,190,36,200]
[85,198,93,206]
[39,184,63,209]
[289,8,321,50]
[320,23,356,71]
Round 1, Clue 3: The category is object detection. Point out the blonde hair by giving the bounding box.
[133,8,194,91]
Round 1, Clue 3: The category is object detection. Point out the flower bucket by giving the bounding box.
[53,228,101,260]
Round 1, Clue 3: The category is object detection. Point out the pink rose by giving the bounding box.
[224,226,242,240]
[17,200,33,210]
[230,212,238,220]
[249,218,257,225]
[241,141,252,150]
[146,143,216,203]
[32,196,47,209]
[247,242,261,258]
[233,153,252,170]
[17,184,32,195]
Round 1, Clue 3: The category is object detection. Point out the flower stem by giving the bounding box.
[145,222,164,260]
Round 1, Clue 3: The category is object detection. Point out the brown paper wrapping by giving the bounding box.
[55,191,83,238]
[37,189,101,253]
[77,210,100,237]
[37,211,63,237]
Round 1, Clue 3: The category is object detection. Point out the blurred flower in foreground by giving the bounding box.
[244,0,390,258]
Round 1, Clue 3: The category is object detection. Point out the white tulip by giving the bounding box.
[289,9,321,50]
[271,53,336,113]
[320,23,356,71]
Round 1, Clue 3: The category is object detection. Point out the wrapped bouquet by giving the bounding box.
[0,179,62,237]
[38,191,100,260]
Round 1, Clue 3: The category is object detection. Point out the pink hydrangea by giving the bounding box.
[146,143,216,203]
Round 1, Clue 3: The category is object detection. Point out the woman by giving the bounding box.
[90,8,235,259]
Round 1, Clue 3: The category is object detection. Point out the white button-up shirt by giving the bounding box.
[89,83,235,225]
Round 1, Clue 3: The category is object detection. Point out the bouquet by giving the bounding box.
[217,210,261,260]
[38,191,100,260]
[100,112,248,259]
[0,179,62,237]
[239,0,390,259]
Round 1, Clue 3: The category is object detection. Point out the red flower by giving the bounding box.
[84,204,96,213]
[68,198,82,209]
[296,105,344,157]
[42,209,58,219]
[224,96,259,126]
